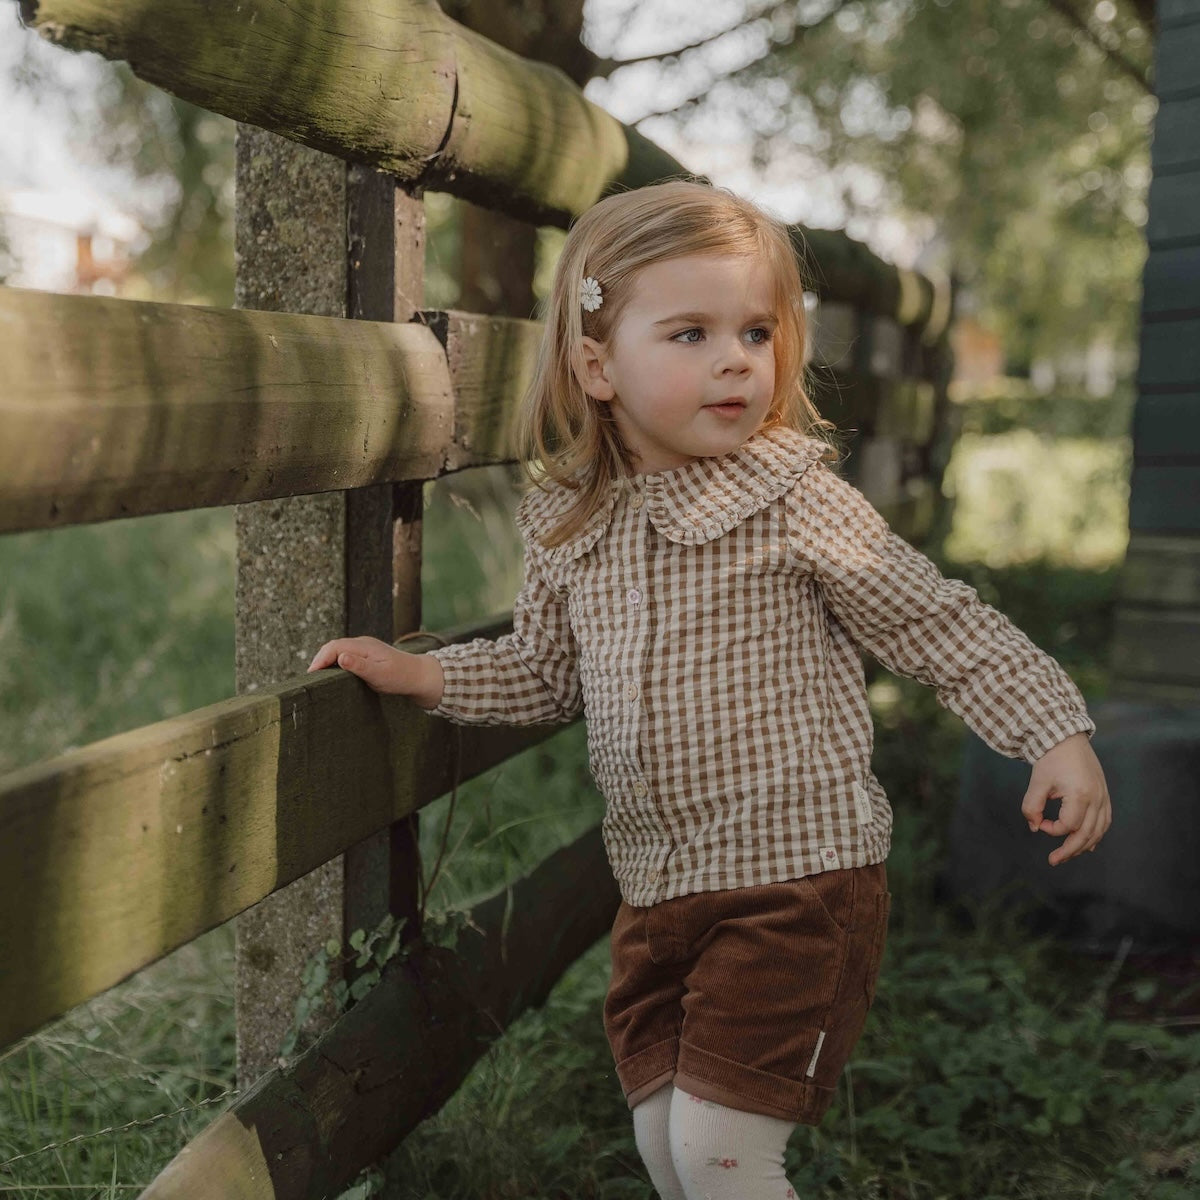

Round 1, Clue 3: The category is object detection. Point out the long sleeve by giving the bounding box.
[786,462,1095,764]
[424,544,582,727]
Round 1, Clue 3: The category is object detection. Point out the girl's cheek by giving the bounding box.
[656,351,701,386]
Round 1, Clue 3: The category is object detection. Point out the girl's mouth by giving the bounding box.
[706,400,747,417]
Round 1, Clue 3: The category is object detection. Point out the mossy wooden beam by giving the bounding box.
[799,231,949,340]
[18,0,946,327]
[0,286,949,539]
[0,291,544,533]
[0,282,952,536]
[434,310,543,470]
[18,0,641,228]
[0,619,578,1050]
[137,827,620,1200]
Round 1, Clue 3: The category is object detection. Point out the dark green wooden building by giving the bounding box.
[949,0,1200,947]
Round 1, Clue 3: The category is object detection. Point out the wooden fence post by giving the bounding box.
[232,128,426,1084]
[343,166,427,954]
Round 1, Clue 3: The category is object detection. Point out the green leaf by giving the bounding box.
[376,922,403,967]
[312,958,329,991]
[349,969,380,1001]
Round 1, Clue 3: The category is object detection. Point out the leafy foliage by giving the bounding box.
[99,71,235,306]
[6,23,233,304]
[939,429,1131,569]
[592,0,1152,375]
[952,378,1136,440]
[280,916,406,1059]
[281,907,483,1059]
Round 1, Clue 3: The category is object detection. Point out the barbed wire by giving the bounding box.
[0,1088,239,1172]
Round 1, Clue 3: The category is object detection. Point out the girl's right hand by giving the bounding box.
[306,636,441,706]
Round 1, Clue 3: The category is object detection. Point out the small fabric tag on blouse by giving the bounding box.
[852,781,872,827]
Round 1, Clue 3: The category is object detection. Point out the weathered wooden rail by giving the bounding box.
[137,830,620,1199]
[0,292,544,531]
[0,619,570,1049]
[2,0,954,1195]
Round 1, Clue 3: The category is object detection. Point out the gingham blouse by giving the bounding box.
[427,425,1095,907]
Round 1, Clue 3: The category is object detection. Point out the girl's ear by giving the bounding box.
[575,336,615,402]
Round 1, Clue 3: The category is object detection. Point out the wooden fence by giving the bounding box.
[1,1,952,1195]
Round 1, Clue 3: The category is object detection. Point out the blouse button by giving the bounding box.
[625,683,639,702]
[633,779,649,798]
[629,492,644,510]
[627,587,642,605]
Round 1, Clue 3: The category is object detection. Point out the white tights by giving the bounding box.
[631,1083,798,1200]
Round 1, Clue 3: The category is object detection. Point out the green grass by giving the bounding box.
[1,441,1197,1198]
[0,508,236,775]
[0,927,235,1195]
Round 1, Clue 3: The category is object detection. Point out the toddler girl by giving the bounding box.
[308,180,1112,1200]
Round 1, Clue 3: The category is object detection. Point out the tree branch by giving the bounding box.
[621,0,853,123]
[1041,0,1153,94]
[590,0,804,80]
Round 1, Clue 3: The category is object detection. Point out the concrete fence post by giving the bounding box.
[233,126,426,1084]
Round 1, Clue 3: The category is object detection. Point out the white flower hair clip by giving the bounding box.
[580,275,603,312]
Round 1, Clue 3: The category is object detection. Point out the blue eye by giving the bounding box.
[671,325,773,345]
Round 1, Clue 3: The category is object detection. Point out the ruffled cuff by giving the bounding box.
[423,648,469,723]
[1019,711,1097,764]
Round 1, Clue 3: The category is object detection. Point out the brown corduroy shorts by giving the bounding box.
[603,863,890,1125]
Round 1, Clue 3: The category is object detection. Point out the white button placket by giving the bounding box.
[623,480,662,890]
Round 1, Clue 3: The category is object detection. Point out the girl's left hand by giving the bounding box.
[1021,732,1112,866]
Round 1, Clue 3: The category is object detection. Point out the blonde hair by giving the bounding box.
[513,178,839,548]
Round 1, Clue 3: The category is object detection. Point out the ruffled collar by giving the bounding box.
[515,425,829,565]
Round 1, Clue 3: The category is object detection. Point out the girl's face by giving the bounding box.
[577,253,778,476]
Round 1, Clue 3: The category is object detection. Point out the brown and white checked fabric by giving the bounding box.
[427,424,1096,907]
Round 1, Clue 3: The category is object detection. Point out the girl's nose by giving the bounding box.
[716,339,752,374]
